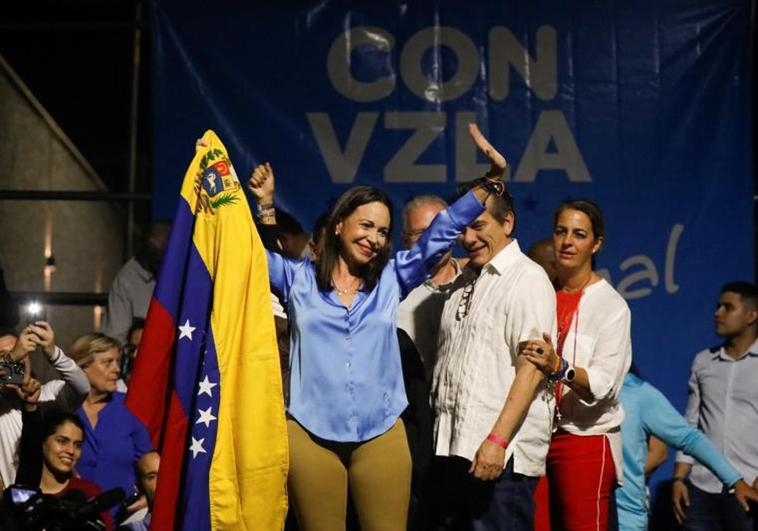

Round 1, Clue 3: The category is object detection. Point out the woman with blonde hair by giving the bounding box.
[68,333,152,520]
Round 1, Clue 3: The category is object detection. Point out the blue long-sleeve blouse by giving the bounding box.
[266,191,484,442]
[615,374,741,531]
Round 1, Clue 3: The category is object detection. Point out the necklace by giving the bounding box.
[333,276,360,295]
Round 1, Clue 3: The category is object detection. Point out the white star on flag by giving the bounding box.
[196,406,217,428]
[189,436,207,459]
[198,375,217,397]
[178,319,196,340]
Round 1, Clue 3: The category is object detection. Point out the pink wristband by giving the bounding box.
[487,433,508,449]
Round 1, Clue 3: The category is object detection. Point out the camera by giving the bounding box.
[0,359,25,385]
[0,485,124,531]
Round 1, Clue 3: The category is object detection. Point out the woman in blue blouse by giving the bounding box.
[248,124,506,531]
[68,333,153,521]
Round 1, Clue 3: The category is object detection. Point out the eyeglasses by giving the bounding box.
[456,278,477,320]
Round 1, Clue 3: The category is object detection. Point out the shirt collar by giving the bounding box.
[713,337,758,361]
[483,239,521,276]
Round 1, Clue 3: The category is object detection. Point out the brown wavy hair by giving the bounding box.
[316,186,394,293]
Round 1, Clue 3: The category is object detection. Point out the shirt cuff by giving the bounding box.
[675,451,695,465]
[584,367,614,404]
[49,346,64,364]
[447,191,486,230]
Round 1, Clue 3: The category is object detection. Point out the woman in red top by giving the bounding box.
[522,200,632,531]
[15,378,114,530]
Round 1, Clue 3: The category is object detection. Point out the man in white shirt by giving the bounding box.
[672,281,758,531]
[430,174,556,530]
[397,194,465,382]
[0,322,90,490]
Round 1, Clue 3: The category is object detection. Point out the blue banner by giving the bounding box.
[152,0,754,483]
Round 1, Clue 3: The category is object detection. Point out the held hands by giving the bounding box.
[468,438,506,481]
[519,333,559,377]
[247,163,275,204]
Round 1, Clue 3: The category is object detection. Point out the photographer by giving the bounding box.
[0,323,90,492]
[12,375,114,530]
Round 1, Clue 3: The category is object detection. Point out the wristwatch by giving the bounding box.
[562,364,576,383]
[549,358,568,381]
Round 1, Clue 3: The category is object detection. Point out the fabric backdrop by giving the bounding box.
[151,0,754,495]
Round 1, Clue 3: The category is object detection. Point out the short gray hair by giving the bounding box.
[402,194,448,232]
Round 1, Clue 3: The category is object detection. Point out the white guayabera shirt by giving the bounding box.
[432,240,557,477]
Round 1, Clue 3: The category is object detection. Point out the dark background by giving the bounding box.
[0,0,152,229]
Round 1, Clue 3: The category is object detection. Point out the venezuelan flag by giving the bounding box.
[125,130,288,530]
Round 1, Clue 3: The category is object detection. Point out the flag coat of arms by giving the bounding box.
[125,130,289,530]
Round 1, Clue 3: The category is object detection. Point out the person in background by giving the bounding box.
[120,451,160,531]
[397,195,466,381]
[14,377,113,530]
[615,365,758,531]
[527,238,558,285]
[523,199,631,531]
[117,319,145,392]
[672,281,758,530]
[102,220,171,344]
[0,322,90,492]
[67,333,152,521]
[246,124,501,531]
[271,208,311,259]
[308,211,330,262]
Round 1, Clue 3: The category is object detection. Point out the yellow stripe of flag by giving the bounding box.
[184,130,289,530]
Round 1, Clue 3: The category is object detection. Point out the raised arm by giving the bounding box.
[247,161,303,299]
[395,124,507,294]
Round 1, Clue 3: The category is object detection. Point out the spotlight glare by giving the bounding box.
[27,302,41,316]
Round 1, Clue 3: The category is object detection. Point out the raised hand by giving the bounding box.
[468,123,507,180]
[247,163,275,204]
[9,327,38,361]
[29,321,55,358]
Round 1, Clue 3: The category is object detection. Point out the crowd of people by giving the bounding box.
[0,125,757,530]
